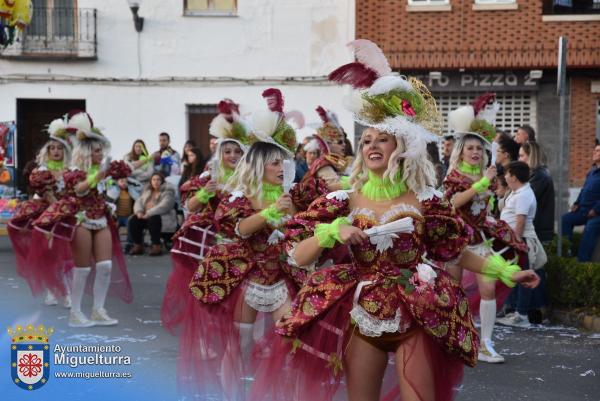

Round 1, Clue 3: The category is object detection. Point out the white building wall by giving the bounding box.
[0,0,356,156]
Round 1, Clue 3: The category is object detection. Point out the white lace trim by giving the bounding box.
[416,186,442,202]
[81,216,108,231]
[350,304,410,337]
[349,204,422,225]
[466,243,492,257]
[229,191,244,202]
[234,219,251,239]
[326,190,352,201]
[200,171,211,179]
[267,229,285,245]
[244,280,288,313]
[286,241,317,271]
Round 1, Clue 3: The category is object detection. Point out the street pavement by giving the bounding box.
[0,236,598,401]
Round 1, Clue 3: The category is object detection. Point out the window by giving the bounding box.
[408,0,449,4]
[474,0,515,3]
[434,91,537,136]
[543,0,600,15]
[184,0,237,16]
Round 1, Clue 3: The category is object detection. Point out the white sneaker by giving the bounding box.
[69,311,96,328]
[44,291,58,306]
[62,294,72,308]
[478,339,505,363]
[91,308,118,326]
[497,312,531,328]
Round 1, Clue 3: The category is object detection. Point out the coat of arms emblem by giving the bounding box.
[8,324,53,390]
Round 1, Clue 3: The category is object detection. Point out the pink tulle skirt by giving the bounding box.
[249,292,465,401]
[26,218,133,303]
[178,279,295,401]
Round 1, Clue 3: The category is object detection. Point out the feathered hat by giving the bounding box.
[447,92,500,146]
[209,98,254,151]
[328,39,443,161]
[46,116,76,152]
[251,88,302,157]
[65,110,110,146]
[313,106,345,155]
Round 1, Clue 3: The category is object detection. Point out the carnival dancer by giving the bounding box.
[30,111,133,328]
[162,98,252,387]
[187,88,300,400]
[444,94,528,364]
[290,106,350,211]
[7,116,74,306]
[249,40,539,401]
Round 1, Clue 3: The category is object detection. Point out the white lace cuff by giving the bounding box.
[350,304,410,337]
[287,241,317,271]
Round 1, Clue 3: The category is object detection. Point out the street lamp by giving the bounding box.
[126,0,144,32]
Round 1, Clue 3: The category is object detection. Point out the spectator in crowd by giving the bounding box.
[152,132,181,177]
[294,137,311,183]
[303,138,321,168]
[442,134,456,173]
[514,124,536,145]
[495,134,520,174]
[124,139,154,185]
[209,137,218,156]
[519,140,554,323]
[178,147,206,188]
[128,173,177,256]
[492,174,509,217]
[498,161,545,328]
[180,140,197,170]
[561,144,600,261]
[519,141,555,243]
[426,141,445,188]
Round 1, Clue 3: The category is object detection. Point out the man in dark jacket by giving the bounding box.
[530,165,555,242]
[562,144,600,261]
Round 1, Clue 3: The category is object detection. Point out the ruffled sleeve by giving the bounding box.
[284,191,352,282]
[180,173,210,204]
[64,169,87,194]
[213,192,256,239]
[290,158,335,211]
[421,193,473,263]
[28,170,56,195]
[443,169,470,201]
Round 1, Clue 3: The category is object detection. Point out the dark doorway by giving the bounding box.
[16,98,85,192]
[187,104,217,159]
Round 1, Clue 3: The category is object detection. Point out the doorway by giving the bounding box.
[187,104,217,160]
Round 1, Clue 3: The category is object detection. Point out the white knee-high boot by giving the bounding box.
[69,267,94,328]
[91,260,118,326]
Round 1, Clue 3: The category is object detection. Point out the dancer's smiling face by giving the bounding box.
[48,141,65,162]
[221,142,243,170]
[462,137,484,167]
[361,128,397,176]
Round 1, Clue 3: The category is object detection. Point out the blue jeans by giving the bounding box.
[561,210,600,261]
[117,216,132,245]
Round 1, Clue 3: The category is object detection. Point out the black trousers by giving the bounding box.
[128,214,162,245]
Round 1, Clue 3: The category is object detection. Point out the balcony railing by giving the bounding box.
[543,0,600,15]
[0,8,97,60]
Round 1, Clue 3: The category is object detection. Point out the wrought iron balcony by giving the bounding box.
[0,8,97,60]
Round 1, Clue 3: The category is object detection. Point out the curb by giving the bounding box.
[551,309,600,333]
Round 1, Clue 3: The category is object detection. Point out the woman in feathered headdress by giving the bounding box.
[249,40,539,401]
[29,110,133,328]
[290,106,351,211]
[443,94,528,364]
[7,115,75,306]
[186,88,302,399]
[162,98,253,389]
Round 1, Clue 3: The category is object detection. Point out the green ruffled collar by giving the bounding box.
[220,168,234,184]
[88,164,100,176]
[360,171,407,201]
[262,182,283,203]
[47,160,64,171]
[459,161,481,176]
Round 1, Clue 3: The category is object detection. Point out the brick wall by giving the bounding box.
[570,77,600,186]
[356,1,600,69]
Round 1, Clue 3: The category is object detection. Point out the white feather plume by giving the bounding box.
[448,106,475,133]
[47,118,66,136]
[348,39,392,77]
[368,75,414,96]
[304,139,320,152]
[476,101,500,125]
[251,110,281,139]
[285,110,305,130]
[209,115,232,139]
[342,89,367,114]
[68,112,92,134]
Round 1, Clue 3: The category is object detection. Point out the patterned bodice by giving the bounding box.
[29,168,65,199]
[63,169,108,220]
[444,169,496,227]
